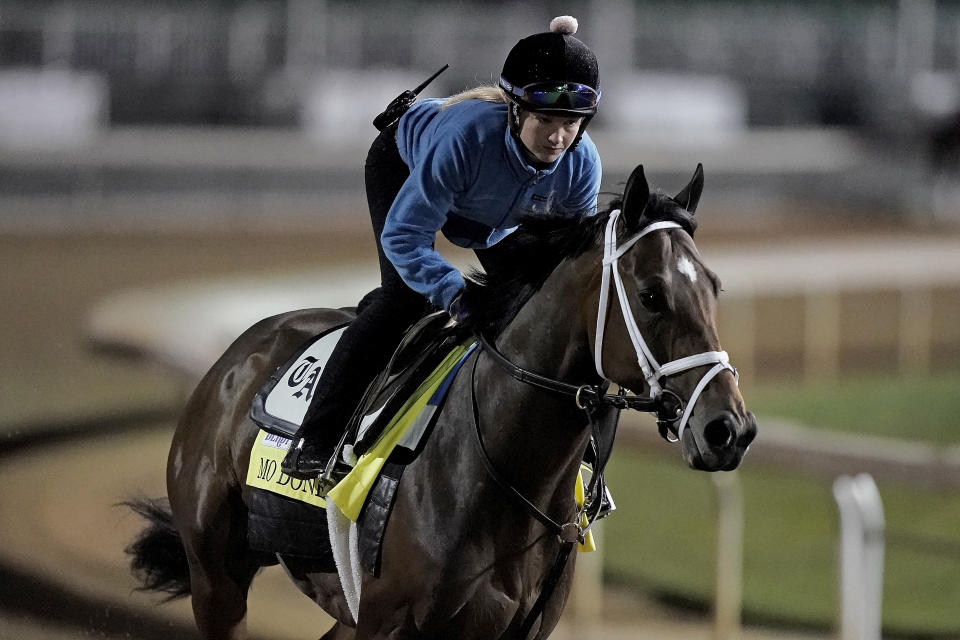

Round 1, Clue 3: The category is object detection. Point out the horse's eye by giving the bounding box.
[638,289,666,313]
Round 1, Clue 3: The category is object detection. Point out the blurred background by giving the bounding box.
[0,1,958,639]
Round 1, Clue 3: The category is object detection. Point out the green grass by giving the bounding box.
[604,455,960,636]
[746,370,960,445]
[602,371,960,636]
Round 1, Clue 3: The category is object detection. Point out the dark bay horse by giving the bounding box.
[127,164,757,640]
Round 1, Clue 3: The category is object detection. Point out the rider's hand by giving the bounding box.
[448,275,486,325]
[447,289,473,324]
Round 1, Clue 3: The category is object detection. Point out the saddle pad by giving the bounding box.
[246,431,328,507]
[250,324,349,438]
[246,487,333,560]
[244,339,477,512]
[327,340,478,521]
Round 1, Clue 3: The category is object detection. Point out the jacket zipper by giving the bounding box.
[496,171,541,229]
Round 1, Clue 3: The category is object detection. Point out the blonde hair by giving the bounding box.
[441,85,509,110]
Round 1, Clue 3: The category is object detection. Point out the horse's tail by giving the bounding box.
[123,496,192,600]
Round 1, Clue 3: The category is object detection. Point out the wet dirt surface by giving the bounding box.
[0,229,368,639]
[0,420,825,640]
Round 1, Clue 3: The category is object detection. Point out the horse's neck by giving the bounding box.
[498,254,597,381]
[480,252,600,488]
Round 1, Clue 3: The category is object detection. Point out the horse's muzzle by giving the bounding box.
[684,410,757,472]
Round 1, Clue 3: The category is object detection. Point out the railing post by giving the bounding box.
[804,287,841,383]
[719,292,756,386]
[833,474,885,640]
[713,471,744,640]
[898,286,932,375]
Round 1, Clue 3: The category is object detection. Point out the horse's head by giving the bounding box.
[590,164,757,471]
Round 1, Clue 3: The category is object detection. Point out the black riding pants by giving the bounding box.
[299,127,513,447]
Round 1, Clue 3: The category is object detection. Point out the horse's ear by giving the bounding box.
[621,164,650,230]
[674,163,704,214]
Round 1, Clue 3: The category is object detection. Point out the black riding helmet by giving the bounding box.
[499,16,600,150]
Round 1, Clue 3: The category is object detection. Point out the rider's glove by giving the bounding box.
[447,289,473,325]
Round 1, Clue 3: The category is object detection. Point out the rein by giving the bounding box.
[471,332,659,639]
[477,333,663,413]
[468,348,588,544]
[468,345,607,640]
[471,333,674,541]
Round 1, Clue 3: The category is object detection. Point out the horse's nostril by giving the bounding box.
[703,416,734,449]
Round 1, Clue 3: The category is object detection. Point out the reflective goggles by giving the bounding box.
[499,77,600,112]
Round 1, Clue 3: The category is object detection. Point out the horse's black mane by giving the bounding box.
[469,192,698,337]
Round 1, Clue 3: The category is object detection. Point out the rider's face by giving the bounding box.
[517,112,583,164]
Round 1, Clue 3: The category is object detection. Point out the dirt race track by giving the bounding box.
[0,422,826,640]
[0,228,839,639]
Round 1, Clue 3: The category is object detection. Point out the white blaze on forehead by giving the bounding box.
[677,254,698,282]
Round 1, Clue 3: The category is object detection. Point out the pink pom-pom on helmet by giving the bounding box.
[549,15,578,35]
[499,13,598,149]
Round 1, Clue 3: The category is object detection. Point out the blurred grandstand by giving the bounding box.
[1,0,959,229]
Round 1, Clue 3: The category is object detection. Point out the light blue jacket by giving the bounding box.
[384,97,602,310]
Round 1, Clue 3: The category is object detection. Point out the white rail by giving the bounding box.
[833,474,885,640]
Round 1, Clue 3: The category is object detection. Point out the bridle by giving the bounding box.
[477,210,740,444]
[472,210,742,524]
[468,210,740,637]
[594,209,738,442]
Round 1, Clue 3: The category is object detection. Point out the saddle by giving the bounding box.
[349,310,470,457]
[251,310,469,456]
[246,311,472,570]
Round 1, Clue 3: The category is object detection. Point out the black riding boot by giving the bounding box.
[280,406,349,483]
[280,297,376,481]
[281,288,426,481]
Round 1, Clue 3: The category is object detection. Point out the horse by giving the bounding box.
[126,163,757,640]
